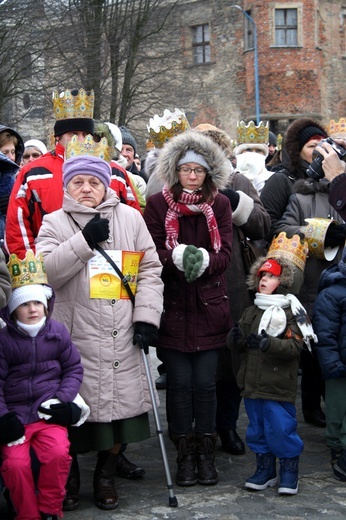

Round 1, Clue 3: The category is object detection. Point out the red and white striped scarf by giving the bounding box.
[162,185,221,252]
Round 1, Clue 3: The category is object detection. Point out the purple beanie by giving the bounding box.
[63,155,112,188]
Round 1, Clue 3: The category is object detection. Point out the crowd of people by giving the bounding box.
[1,91,346,519]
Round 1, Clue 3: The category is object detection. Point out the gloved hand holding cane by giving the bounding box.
[133,322,158,354]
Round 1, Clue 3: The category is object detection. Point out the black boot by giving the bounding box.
[93,451,119,510]
[172,433,197,486]
[114,452,146,479]
[218,429,245,455]
[63,453,80,511]
[195,432,218,485]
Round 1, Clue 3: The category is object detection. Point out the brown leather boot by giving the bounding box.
[93,451,119,510]
[172,433,197,486]
[63,453,80,511]
[195,432,218,485]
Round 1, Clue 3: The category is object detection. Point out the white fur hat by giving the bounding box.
[8,284,53,314]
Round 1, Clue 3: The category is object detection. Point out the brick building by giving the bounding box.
[163,0,346,142]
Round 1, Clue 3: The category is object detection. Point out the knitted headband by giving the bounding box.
[24,139,47,156]
[63,155,112,188]
[8,284,53,314]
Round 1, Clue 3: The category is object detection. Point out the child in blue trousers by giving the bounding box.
[227,253,316,495]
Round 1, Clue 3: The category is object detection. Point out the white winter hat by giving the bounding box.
[8,285,53,314]
[24,139,47,156]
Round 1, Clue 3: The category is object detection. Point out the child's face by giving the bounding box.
[258,272,281,294]
[15,301,45,324]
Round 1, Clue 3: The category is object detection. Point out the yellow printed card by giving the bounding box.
[89,250,144,299]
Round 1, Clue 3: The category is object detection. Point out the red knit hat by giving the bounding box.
[258,259,282,277]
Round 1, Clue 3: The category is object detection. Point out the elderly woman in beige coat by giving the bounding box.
[36,151,163,512]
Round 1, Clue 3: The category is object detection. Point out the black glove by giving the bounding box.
[227,323,243,347]
[223,189,240,211]
[82,214,110,249]
[0,194,10,215]
[133,322,158,355]
[247,330,269,350]
[0,412,25,445]
[325,223,346,248]
[38,402,82,426]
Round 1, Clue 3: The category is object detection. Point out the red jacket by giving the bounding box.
[5,145,65,259]
[6,145,141,259]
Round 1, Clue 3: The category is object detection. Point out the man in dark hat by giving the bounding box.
[5,89,95,259]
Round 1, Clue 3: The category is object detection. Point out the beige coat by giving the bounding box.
[36,189,163,422]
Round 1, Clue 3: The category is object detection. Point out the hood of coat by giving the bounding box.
[247,255,295,292]
[281,118,327,176]
[156,129,230,190]
[292,178,330,196]
[0,124,25,165]
[317,263,346,293]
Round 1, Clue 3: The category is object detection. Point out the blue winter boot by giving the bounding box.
[278,456,299,495]
[245,453,277,491]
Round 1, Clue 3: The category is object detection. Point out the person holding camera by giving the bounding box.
[260,118,344,428]
[313,137,346,221]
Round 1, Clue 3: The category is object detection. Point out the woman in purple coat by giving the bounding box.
[0,267,85,520]
[143,130,233,488]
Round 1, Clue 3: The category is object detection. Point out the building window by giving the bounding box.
[244,10,254,51]
[275,8,298,46]
[192,24,210,64]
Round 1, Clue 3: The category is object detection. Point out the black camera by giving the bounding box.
[306,137,346,181]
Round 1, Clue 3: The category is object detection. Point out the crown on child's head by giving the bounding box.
[52,88,94,120]
[65,134,113,163]
[147,108,190,148]
[7,251,48,289]
[327,117,346,139]
[266,232,308,272]
[236,120,269,145]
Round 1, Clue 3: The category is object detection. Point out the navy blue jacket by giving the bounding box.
[312,264,346,379]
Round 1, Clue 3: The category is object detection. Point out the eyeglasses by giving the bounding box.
[177,167,206,176]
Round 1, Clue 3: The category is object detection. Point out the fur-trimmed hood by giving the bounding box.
[156,129,230,190]
[247,256,295,292]
[282,118,327,175]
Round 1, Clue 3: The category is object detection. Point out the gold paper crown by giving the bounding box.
[147,108,190,148]
[276,133,283,151]
[65,134,113,163]
[52,88,94,120]
[236,120,269,145]
[327,118,346,139]
[266,232,308,272]
[7,252,48,289]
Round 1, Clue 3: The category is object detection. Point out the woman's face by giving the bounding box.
[0,142,16,162]
[300,138,321,164]
[177,162,207,190]
[22,146,42,164]
[67,174,106,207]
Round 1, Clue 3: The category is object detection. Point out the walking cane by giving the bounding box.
[134,334,178,508]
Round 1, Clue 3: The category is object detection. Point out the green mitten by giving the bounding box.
[185,249,204,283]
[182,245,199,270]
